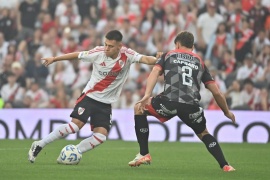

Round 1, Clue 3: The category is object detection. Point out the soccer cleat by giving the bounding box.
[128,153,152,167]
[28,141,42,163]
[223,165,236,172]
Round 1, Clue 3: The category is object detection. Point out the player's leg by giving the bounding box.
[179,104,235,171]
[28,93,90,163]
[76,127,107,153]
[198,129,235,172]
[129,96,173,167]
[28,118,83,163]
[76,99,111,153]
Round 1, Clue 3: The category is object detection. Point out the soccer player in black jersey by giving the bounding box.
[128,31,236,172]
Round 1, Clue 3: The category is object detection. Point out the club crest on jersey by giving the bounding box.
[78,107,85,115]
[118,60,125,68]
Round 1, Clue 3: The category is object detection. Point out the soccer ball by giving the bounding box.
[57,144,82,165]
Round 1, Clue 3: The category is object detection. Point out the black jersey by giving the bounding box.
[156,49,214,105]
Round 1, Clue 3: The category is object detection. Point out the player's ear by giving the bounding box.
[118,42,123,50]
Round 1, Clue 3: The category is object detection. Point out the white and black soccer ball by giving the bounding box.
[58,144,82,165]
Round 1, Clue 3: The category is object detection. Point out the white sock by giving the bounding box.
[76,133,106,153]
[38,122,79,148]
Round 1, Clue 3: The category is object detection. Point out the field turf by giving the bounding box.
[0,140,269,180]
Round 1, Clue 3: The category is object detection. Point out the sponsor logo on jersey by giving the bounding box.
[78,107,85,115]
[173,59,199,69]
[99,62,106,66]
[98,70,124,76]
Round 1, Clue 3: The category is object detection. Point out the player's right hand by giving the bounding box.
[156,52,163,59]
[136,95,150,113]
[41,57,55,67]
[224,111,236,124]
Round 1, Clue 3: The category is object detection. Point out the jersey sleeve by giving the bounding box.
[202,66,215,85]
[155,53,166,72]
[78,46,104,63]
[124,48,143,63]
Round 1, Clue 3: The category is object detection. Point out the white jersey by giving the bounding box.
[78,46,142,104]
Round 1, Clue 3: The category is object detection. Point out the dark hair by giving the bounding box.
[243,78,254,86]
[105,30,123,42]
[174,31,194,48]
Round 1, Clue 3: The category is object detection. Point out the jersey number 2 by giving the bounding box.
[182,66,192,86]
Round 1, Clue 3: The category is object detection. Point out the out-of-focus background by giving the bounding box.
[0,0,270,111]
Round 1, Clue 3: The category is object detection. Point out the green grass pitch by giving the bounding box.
[0,140,269,180]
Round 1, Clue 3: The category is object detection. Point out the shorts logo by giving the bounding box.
[140,128,148,133]
[209,142,216,148]
[78,107,85,115]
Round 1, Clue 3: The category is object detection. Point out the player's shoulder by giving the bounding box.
[87,46,105,54]
[120,46,137,56]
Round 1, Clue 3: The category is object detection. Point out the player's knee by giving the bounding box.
[134,103,143,115]
[197,129,209,140]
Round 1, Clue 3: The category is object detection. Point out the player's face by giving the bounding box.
[104,39,122,59]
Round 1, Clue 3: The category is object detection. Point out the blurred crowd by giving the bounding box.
[0,0,270,111]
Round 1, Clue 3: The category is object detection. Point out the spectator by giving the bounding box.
[41,12,57,33]
[17,0,40,41]
[236,78,261,110]
[249,0,269,35]
[252,30,270,58]
[0,8,17,41]
[227,0,249,34]
[259,45,270,67]
[236,53,264,83]
[177,3,198,43]
[0,32,9,65]
[25,81,49,108]
[0,72,24,106]
[11,61,27,88]
[205,22,233,67]
[119,18,138,45]
[48,85,68,108]
[45,61,76,93]
[234,18,254,64]
[225,80,242,109]
[25,52,49,87]
[219,50,236,80]
[58,3,81,30]
[196,1,223,54]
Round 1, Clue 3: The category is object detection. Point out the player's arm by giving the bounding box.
[139,56,157,65]
[42,52,80,67]
[206,83,236,124]
[137,65,162,111]
[144,66,162,97]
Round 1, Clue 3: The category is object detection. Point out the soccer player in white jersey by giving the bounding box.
[28,30,158,163]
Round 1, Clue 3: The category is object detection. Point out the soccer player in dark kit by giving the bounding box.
[129,31,236,172]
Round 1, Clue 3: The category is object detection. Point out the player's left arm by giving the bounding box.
[139,55,157,65]
[143,66,162,97]
[137,65,162,111]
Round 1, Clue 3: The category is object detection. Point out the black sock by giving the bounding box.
[134,115,149,155]
[202,134,228,168]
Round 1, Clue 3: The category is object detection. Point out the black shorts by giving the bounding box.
[145,94,206,134]
[70,94,112,132]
